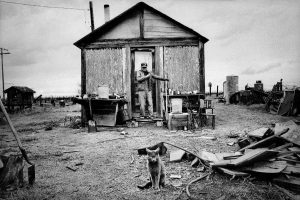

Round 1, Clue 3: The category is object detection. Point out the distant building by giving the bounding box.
[4,86,35,111]
[74,2,208,119]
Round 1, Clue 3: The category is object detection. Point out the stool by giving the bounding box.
[168,113,189,130]
[200,113,215,129]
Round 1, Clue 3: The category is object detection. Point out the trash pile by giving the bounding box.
[197,120,300,197]
[137,120,300,198]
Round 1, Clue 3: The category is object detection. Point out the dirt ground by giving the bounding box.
[0,100,299,200]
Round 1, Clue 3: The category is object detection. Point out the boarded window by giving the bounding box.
[86,48,124,95]
[164,46,199,92]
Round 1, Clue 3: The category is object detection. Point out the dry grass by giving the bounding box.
[0,102,298,199]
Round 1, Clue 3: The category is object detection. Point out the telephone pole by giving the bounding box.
[0,48,10,99]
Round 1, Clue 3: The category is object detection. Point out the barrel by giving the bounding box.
[97,85,109,99]
[225,75,239,104]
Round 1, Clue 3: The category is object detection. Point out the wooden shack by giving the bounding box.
[4,86,35,110]
[74,2,208,120]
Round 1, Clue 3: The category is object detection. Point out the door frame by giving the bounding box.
[130,47,156,117]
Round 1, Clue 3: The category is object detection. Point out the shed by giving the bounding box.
[74,2,208,120]
[4,86,35,110]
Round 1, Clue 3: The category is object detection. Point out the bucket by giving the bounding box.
[171,98,183,114]
[97,85,109,99]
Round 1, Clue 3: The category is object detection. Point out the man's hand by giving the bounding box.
[165,78,169,81]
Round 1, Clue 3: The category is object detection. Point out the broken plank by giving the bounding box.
[273,176,300,193]
[242,161,287,174]
[217,167,249,177]
[231,148,278,167]
[170,149,186,162]
[198,151,219,164]
[239,128,289,152]
[215,152,243,161]
[248,127,271,139]
[283,163,300,175]
[272,143,293,151]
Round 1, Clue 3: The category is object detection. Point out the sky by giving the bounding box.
[0,0,299,97]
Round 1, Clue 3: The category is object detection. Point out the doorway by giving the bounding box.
[131,48,156,118]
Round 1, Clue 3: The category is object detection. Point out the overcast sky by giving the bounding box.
[0,0,299,97]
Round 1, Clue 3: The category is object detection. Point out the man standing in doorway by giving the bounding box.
[137,62,169,118]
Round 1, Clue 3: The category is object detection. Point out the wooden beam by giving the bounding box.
[199,41,205,94]
[83,38,199,49]
[139,8,144,39]
[159,46,164,117]
[81,49,87,125]
[125,45,132,119]
[155,46,161,117]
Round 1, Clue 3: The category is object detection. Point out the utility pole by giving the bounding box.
[89,1,95,31]
[0,48,10,99]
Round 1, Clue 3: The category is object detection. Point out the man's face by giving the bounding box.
[141,66,147,72]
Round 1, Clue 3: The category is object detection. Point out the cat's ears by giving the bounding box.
[146,147,160,154]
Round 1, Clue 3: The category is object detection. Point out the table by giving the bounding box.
[74,98,128,126]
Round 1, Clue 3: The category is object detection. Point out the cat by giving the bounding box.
[146,147,166,190]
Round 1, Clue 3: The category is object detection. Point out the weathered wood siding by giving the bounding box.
[85,49,124,94]
[164,46,200,92]
[144,9,195,38]
[98,11,140,40]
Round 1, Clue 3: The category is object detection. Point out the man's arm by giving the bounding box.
[151,73,169,81]
[137,71,151,82]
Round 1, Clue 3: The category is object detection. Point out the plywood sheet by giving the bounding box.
[164,46,199,92]
[86,49,124,95]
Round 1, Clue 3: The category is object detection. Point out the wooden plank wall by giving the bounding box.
[85,48,124,95]
[143,9,195,38]
[164,46,200,92]
[99,11,140,40]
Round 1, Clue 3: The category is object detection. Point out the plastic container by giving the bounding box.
[97,85,109,99]
[171,98,183,114]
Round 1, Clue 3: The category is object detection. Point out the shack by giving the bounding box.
[74,2,208,121]
[4,86,35,111]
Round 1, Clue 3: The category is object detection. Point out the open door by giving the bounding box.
[131,48,156,118]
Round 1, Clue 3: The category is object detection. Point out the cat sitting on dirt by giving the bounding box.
[146,147,166,190]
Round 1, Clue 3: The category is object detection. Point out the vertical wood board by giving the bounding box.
[125,45,132,118]
[164,46,200,92]
[85,48,124,95]
[144,9,196,38]
[99,11,140,40]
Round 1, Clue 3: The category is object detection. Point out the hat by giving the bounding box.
[141,63,147,67]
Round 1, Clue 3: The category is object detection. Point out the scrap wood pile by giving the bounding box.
[197,120,300,198]
[137,120,300,198]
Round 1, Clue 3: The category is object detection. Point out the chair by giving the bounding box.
[199,99,215,129]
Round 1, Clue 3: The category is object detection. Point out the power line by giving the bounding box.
[0,0,88,11]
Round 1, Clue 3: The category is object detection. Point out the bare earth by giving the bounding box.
[0,100,299,200]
